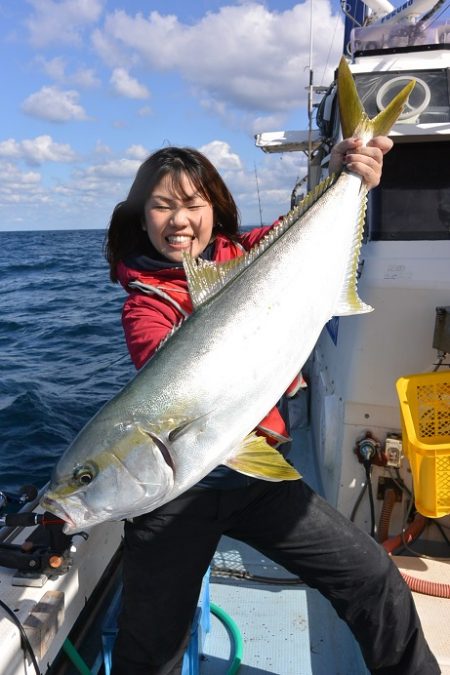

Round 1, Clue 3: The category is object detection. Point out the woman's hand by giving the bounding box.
[329,136,393,190]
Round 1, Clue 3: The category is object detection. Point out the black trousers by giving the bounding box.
[111,479,440,675]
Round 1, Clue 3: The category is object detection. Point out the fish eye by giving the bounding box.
[72,462,98,486]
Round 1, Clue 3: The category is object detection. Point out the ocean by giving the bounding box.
[0,229,135,496]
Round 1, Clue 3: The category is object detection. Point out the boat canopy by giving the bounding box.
[254,129,322,153]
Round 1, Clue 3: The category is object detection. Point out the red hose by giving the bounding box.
[382,513,450,598]
[382,513,427,554]
[400,571,450,598]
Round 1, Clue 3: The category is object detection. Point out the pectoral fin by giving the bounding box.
[224,432,301,481]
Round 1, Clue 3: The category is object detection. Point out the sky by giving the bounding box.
[0,0,349,231]
[0,0,447,232]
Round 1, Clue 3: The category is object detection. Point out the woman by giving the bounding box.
[105,142,439,675]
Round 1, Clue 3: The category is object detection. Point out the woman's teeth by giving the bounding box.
[166,236,193,244]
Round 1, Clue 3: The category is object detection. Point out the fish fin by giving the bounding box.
[334,291,373,316]
[183,174,339,310]
[338,56,415,140]
[337,57,366,140]
[334,55,410,317]
[224,432,301,482]
[333,185,374,317]
[182,254,245,309]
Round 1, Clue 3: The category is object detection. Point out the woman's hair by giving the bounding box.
[105,146,241,281]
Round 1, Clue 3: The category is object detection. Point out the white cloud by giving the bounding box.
[254,152,309,220]
[94,141,112,156]
[94,2,343,115]
[137,106,152,118]
[0,139,21,159]
[126,144,149,160]
[26,0,105,47]
[85,158,142,178]
[199,97,287,137]
[37,55,66,80]
[21,86,88,122]
[0,161,47,205]
[110,68,150,99]
[198,141,242,171]
[37,56,101,88]
[91,25,131,68]
[70,68,100,89]
[0,135,77,165]
[1,162,41,185]
[200,146,308,225]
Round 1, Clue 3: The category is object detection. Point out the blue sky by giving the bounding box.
[0,0,447,231]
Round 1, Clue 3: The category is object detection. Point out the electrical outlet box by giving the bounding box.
[384,435,403,467]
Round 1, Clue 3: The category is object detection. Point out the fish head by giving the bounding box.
[41,422,175,533]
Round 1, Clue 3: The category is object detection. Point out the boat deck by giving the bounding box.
[204,538,367,674]
[201,426,367,674]
[394,555,450,673]
[201,426,450,674]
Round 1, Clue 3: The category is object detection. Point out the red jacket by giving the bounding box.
[116,227,303,448]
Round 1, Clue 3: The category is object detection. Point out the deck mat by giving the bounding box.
[201,536,367,675]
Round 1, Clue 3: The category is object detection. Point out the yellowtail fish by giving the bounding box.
[42,58,414,533]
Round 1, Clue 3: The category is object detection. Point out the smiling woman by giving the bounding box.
[105,146,242,284]
[143,173,214,262]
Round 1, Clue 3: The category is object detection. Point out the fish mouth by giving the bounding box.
[41,495,77,531]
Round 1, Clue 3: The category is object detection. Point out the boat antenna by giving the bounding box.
[420,0,449,25]
[307,0,314,163]
[254,163,263,226]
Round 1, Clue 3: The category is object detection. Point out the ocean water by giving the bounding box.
[0,229,135,495]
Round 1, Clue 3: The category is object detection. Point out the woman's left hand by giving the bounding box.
[329,136,393,190]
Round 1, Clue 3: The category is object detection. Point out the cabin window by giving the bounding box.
[368,141,450,241]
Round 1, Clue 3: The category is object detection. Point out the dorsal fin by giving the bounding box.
[182,255,245,310]
[183,172,338,310]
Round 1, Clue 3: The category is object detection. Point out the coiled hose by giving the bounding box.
[61,604,243,675]
[210,602,243,675]
[381,507,450,598]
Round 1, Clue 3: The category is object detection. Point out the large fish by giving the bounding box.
[42,59,414,533]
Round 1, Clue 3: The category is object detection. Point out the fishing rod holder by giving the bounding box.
[0,486,75,578]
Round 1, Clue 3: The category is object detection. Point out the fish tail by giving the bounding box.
[338,57,415,141]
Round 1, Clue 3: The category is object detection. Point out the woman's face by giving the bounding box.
[143,171,214,262]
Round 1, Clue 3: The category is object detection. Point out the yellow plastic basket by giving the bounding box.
[396,371,450,518]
